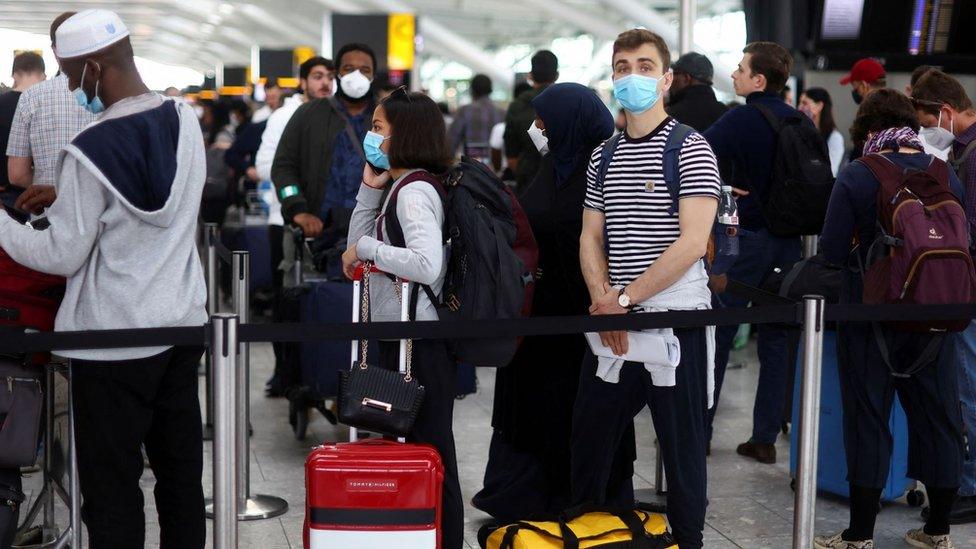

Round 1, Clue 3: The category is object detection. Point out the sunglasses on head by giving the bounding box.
[389,85,411,102]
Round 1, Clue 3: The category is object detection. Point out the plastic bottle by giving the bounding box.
[717,185,739,257]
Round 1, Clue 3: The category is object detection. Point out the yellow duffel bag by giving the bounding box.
[485,507,677,549]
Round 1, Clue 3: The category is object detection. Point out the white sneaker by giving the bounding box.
[905,528,955,549]
[813,532,874,549]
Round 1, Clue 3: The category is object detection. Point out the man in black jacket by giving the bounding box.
[503,50,558,190]
[666,52,728,132]
[271,43,376,243]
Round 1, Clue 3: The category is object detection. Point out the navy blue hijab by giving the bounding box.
[531,83,614,186]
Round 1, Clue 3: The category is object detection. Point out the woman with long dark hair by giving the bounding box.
[472,83,633,522]
[342,88,463,548]
[799,87,845,176]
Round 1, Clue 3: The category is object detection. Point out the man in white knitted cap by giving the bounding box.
[0,10,207,548]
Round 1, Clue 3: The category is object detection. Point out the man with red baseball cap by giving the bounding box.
[840,57,886,105]
[841,58,887,162]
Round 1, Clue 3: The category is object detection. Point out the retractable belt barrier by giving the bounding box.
[2,302,975,354]
[6,297,974,549]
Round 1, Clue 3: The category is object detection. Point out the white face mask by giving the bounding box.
[527,122,549,155]
[339,70,371,99]
[919,110,955,153]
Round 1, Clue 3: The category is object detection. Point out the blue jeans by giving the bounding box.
[709,228,801,444]
[957,321,976,496]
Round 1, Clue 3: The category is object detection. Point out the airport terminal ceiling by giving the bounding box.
[0,0,742,72]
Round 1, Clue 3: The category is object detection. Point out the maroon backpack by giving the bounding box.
[859,154,976,334]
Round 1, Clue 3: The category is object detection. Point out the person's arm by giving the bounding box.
[622,197,716,303]
[489,122,505,172]
[828,131,845,177]
[818,165,857,265]
[580,209,611,302]
[447,107,465,156]
[503,100,524,172]
[702,108,739,187]
[6,91,33,187]
[271,103,311,223]
[224,136,248,176]
[622,134,721,302]
[579,147,628,355]
[256,111,286,181]
[7,157,32,188]
[0,154,105,276]
[357,185,444,286]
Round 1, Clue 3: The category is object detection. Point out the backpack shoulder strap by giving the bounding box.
[751,103,782,133]
[923,155,951,185]
[663,122,695,215]
[328,98,366,161]
[377,171,446,245]
[595,133,623,190]
[857,154,905,194]
[950,139,976,176]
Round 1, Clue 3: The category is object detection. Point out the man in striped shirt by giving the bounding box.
[573,29,720,549]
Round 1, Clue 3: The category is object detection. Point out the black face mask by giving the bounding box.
[852,89,863,105]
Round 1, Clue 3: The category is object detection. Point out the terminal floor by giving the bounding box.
[21,341,976,548]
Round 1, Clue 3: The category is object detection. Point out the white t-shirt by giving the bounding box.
[827,129,845,177]
[489,122,506,170]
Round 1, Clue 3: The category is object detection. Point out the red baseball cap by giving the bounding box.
[839,58,886,85]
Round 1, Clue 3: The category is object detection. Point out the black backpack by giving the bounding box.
[380,158,534,368]
[753,104,834,237]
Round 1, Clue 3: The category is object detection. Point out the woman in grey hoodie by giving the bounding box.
[341,88,462,549]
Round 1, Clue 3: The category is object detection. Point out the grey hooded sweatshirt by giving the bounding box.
[0,93,207,360]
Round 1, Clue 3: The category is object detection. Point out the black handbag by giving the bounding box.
[337,264,424,438]
[0,356,42,468]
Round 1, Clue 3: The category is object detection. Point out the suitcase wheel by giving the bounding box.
[294,408,309,441]
[906,489,926,507]
[288,399,309,441]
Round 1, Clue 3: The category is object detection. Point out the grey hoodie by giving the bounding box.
[0,94,207,360]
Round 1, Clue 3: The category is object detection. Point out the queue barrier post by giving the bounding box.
[203,223,219,440]
[802,235,819,260]
[792,295,826,549]
[209,250,288,521]
[211,314,239,549]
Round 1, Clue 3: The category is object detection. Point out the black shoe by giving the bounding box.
[736,440,777,464]
[948,495,976,525]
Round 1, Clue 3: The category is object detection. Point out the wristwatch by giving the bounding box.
[617,289,634,310]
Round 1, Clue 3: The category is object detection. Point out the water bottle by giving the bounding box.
[257,180,274,219]
[717,185,739,258]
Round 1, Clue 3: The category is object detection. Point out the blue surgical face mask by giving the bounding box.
[613,73,667,115]
[73,63,105,115]
[363,130,391,170]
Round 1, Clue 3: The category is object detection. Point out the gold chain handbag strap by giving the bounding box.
[358,264,371,369]
[359,262,414,382]
[391,277,414,383]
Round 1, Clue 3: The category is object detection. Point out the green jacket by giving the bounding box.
[271,98,351,223]
[503,86,547,189]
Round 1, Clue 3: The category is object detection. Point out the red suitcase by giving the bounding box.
[304,264,444,549]
[0,248,65,333]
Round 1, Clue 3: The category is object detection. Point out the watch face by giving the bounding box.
[618,293,630,307]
